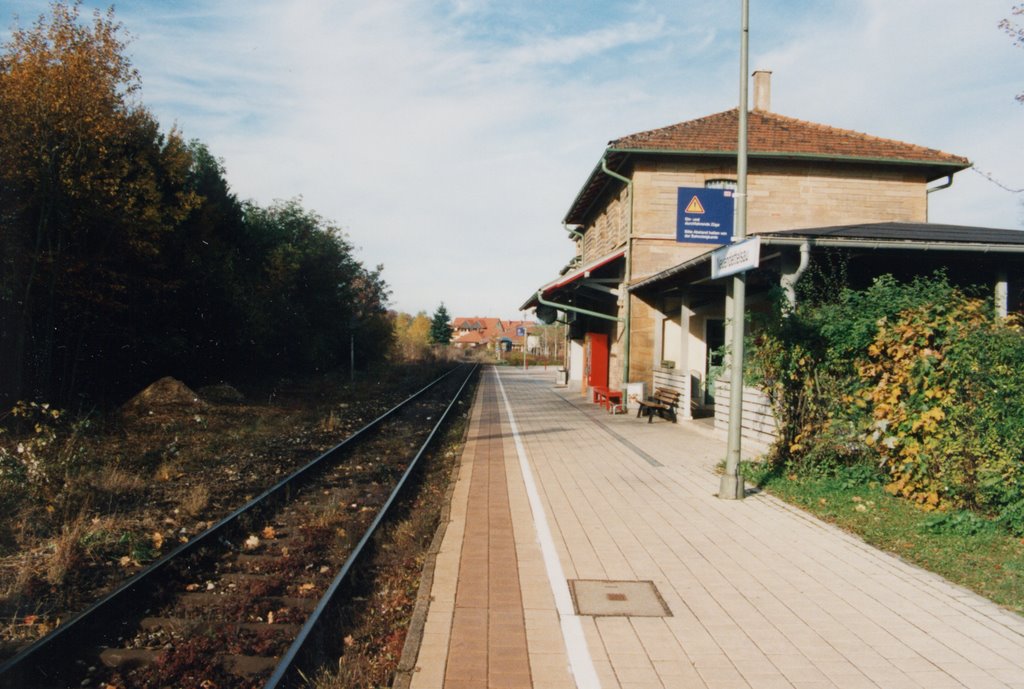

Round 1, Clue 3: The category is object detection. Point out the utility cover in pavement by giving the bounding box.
[569,580,671,617]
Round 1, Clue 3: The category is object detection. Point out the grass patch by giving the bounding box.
[744,461,1024,616]
[179,484,210,518]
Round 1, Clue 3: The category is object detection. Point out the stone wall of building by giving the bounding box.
[630,158,927,244]
[580,186,630,262]
[573,154,930,394]
[626,295,655,388]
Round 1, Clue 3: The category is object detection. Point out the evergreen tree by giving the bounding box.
[429,303,453,345]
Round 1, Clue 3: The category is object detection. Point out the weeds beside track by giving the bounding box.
[0,365,479,689]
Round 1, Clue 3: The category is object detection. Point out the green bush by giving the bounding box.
[817,274,964,370]
[944,323,1024,516]
[749,273,1024,530]
[996,499,1024,537]
[920,510,999,538]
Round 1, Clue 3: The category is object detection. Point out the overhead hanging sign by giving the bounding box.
[711,236,761,279]
[676,187,735,244]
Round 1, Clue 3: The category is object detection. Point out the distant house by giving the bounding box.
[521,71,1023,445]
[451,317,536,352]
[451,317,505,349]
[504,320,535,353]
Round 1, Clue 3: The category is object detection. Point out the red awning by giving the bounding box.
[539,248,625,295]
[519,248,625,311]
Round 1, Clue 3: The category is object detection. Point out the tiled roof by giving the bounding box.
[610,109,970,166]
[565,108,971,225]
[453,331,487,345]
[453,317,502,332]
[451,316,524,345]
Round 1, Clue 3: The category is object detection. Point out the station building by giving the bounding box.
[522,71,1024,447]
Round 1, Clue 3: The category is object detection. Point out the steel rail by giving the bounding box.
[265,362,479,688]
[0,364,477,689]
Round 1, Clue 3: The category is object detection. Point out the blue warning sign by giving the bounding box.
[676,187,735,244]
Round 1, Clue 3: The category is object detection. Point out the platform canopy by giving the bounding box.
[629,222,1024,317]
[519,248,625,312]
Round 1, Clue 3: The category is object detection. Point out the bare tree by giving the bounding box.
[1001,5,1024,102]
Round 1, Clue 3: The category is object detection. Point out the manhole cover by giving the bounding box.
[569,580,671,617]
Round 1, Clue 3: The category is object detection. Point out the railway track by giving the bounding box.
[0,364,479,689]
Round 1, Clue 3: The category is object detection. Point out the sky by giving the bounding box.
[4,0,1023,319]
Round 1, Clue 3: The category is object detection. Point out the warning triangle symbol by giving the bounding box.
[685,196,705,214]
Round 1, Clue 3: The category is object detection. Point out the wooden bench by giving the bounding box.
[636,387,681,423]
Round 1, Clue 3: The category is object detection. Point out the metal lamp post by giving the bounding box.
[719,0,749,500]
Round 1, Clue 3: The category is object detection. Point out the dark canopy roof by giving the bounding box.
[763,222,1024,246]
[630,222,1024,292]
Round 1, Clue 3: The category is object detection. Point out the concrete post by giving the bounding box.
[996,271,1009,319]
[680,299,693,421]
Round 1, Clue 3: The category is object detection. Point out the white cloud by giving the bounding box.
[503,20,667,67]
[4,0,1022,319]
[122,0,683,318]
[754,0,1023,229]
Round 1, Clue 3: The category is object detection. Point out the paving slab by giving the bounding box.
[408,367,1024,688]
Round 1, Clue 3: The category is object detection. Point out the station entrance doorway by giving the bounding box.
[583,332,609,395]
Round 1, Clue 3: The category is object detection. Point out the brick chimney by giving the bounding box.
[752,70,772,112]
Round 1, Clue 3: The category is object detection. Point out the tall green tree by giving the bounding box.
[238,199,391,375]
[143,140,248,382]
[0,0,194,404]
[0,2,394,406]
[429,303,453,345]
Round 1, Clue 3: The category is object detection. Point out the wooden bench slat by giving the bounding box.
[636,387,681,423]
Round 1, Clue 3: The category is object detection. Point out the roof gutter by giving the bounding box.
[780,241,811,308]
[606,147,970,175]
[926,174,955,194]
[601,156,634,385]
[924,174,955,222]
[758,236,1024,253]
[535,290,624,324]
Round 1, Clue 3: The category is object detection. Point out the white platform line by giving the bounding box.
[495,370,602,689]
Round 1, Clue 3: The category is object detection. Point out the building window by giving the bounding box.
[705,178,737,191]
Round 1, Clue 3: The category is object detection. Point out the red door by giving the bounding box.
[585,332,609,391]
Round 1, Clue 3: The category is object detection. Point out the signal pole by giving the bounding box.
[719,0,749,500]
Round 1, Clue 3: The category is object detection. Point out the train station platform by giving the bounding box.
[402,367,1024,689]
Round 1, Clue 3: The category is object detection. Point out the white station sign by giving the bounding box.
[711,236,761,279]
